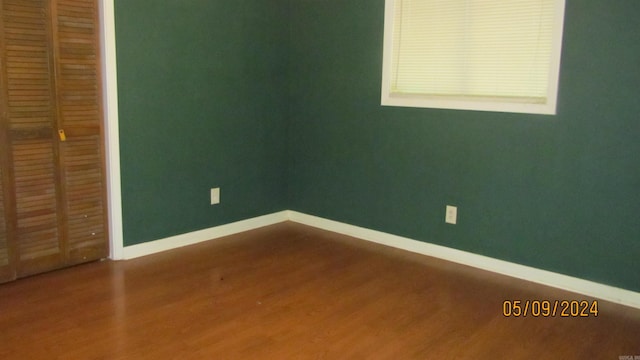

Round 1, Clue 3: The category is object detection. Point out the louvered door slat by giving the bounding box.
[11,140,60,269]
[5,3,53,132]
[63,136,106,260]
[3,0,64,276]
[56,0,99,128]
[53,0,107,263]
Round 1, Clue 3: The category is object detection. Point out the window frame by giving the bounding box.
[380,0,566,115]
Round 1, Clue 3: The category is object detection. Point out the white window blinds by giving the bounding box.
[382,0,565,114]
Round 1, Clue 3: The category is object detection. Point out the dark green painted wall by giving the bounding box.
[287,0,640,292]
[115,0,289,246]
[114,0,639,292]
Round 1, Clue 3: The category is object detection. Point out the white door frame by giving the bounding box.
[99,0,124,260]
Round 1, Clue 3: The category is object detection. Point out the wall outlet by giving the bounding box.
[210,188,220,205]
[445,205,457,224]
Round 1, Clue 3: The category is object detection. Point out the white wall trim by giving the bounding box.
[117,209,640,308]
[287,211,640,310]
[122,211,289,259]
[100,0,124,260]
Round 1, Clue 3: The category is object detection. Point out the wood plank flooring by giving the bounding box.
[0,222,638,359]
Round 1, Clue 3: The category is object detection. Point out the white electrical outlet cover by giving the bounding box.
[445,205,457,224]
[210,188,220,205]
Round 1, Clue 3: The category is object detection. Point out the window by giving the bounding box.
[381,0,566,115]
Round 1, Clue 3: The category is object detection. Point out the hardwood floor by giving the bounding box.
[0,222,638,359]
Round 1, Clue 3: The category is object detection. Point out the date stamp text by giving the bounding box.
[502,300,598,317]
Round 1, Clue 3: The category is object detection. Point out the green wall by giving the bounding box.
[287,0,640,292]
[115,0,640,292]
[115,0,290,246]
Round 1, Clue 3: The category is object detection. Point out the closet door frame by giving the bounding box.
[98,0,123,261]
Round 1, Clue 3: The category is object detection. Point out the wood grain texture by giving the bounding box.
[0,222,638,359]
[53,0,108,265]
[0,164,7,268]
[2,0,64,277]
[0,0,107,281]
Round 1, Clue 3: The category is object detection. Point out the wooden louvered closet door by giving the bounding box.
[0,0,107,283]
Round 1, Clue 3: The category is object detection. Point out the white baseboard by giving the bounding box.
[287,210,640,310]
[119,209,640,309]
[122,211,289,259]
